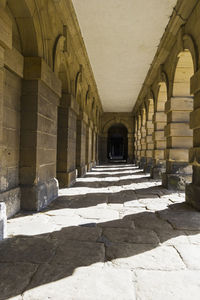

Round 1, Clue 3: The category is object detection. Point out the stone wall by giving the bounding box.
[132,0,200,210]
[0,0,102,218]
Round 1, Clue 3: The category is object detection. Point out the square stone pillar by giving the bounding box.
[0,6,20,221]
[136,126,141,166]
[96,132,99,165]
[162,97,193,190]
[98,133,107,164]
[76,112,88,177]
[186,69,200,209]
[20,57,61,211]
[0,202,6,240]
[92,129,97,167]
[134,131,138,164]
[57,94,79,187]
[86,120,93,170]
[140,124,146,169]
[127,133,134,163]
[151,111,167,179]
[144,120,154,173]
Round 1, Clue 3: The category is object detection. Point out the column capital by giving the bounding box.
[24,57,62,98]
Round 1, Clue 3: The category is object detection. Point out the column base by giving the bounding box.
[57,170,76,188]
[139,157,146,169]
[144,158,153,174]
[87,162,93,172]
[151,163,166,180]
[77,165,87,177]
[21,178,58,211]
[0,203,7,241]
[162,173,192,191]
[92,161,96,168]
[0,187,20,218]
[186,183,200,211]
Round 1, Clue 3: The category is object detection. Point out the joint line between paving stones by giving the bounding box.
[21,264,40,297]
[172,245,188,269]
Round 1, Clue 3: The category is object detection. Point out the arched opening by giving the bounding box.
[163,49,194,190]
[173,50,194,97]
[56,63,72,188]
[107,124,128,162]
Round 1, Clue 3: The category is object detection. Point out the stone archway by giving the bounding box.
[107,124,128,162]
[163,49,194,190]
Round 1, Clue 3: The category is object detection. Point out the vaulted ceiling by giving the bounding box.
[72,0,177,112]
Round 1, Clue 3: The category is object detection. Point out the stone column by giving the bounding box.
[136,115,142,166]
[186,69,200,209]
[20,57,61,211]
[151,111,167,179]
[144,120,154,173]
[162,97,193,190]
[0,202,6,240]
[92,129,96,167]
[0,5,14,227]
[127,133,134,163]
[96,131,99,165]
[140,119,147,169]
[98,133,107,164]
[76,112,88,177]
[134,119,138,164]
[85,120,93,171]
[57,94,79,187]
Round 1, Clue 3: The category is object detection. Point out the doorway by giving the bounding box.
[107,124,128,161]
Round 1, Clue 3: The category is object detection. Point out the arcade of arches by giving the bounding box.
[2,0,200,297]
[1,0,200,227]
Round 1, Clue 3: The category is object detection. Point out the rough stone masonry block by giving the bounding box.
[0,202,7,240]
[186,183,200,211]
[21,178,58,211]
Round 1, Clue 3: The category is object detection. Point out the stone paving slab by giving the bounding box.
[52,240,105,267]
[0,237,56,264]
[175,245,200,270]
[51,226,102,242]
[106,243,185,270]
[158,210,200,230]
[0,164,200,299]
[103,227,159,244]
[135,270,200,300]
[0,263,37,300]
[156,229,189,245]
[23,264,136,300]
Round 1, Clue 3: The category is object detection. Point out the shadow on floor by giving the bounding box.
[1,202,200,299]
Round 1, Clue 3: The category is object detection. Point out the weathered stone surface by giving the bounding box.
[156,229,189,245]
[106,244,185,270]
[52,241,105,266]
[0,202,6,240]
[158,210,200,230]
[103,228,159,244]
[2,163,200,298]
[51,226,102,242]
[175,245,200,270]
[23,265,136,300]
[131,212,173,231]
[136,270,200,300]
[0,237,56,263]
[0,263,37,300]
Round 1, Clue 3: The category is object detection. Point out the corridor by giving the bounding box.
[1,164,200,299]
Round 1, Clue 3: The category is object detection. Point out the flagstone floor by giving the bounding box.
[1,164,200,300]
